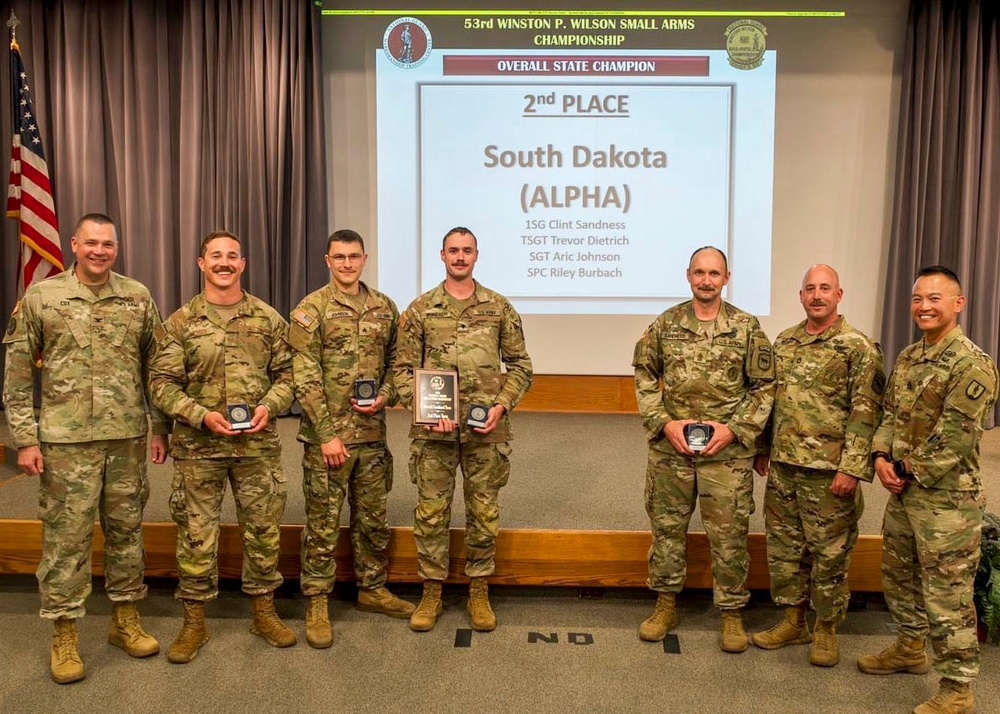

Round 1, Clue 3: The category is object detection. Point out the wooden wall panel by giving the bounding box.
[0,520,884,592]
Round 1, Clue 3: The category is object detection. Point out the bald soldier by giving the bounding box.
[2,213,168,684]
[752,265,883,667]
[858,266,998,714]
[633,246,775,652]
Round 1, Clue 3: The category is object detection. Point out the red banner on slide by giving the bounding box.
[442,55,709,77]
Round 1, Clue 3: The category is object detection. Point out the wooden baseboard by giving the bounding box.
[0,520,884,591]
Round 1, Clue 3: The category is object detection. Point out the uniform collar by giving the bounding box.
[430,280,488,310]
[328,279,371,312]
[678,299,733,335]
[789,315,844,344]
[67,263,123,301]
[915,325,964,363]
[191,291,252,327]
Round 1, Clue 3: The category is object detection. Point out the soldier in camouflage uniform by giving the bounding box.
[289,229,414,648]
[751,265,884,667]
[858,266,998,714]
[394,227,533,633]
[2,213,167,683]
[149,231,296,663]
[633,246,774,652]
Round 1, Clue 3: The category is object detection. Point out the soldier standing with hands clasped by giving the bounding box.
[633,246,775,652]
[149,230,296,663]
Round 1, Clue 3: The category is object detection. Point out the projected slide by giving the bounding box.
[377,28,776,315]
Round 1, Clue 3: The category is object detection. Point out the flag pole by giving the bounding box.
[2,10,20,464]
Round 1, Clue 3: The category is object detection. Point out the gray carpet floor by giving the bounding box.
[2,577,999,714]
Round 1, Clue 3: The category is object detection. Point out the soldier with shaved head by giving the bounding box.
[752,264,884,667]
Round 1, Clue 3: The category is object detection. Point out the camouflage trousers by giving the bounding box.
[763,461,863,622]
[645,446,755,608]
[170,457,287,601]
[409,439,511,581]
[36,438,149,619]
[300,442,393,595]
[882,485,984,682]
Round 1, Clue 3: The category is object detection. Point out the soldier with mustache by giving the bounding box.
[149,230,296,663]
[752,264,884,667]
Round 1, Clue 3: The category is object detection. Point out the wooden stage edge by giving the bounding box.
[0,520,886,592]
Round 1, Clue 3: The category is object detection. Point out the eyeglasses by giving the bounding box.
[328,253,364,264]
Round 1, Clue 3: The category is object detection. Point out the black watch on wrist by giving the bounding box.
[871,451,891,466]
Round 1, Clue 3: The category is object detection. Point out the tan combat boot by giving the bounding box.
[719,609,748,653]
[638,593,678,642]
[913,679,975,714]
[357,586,416,619]
[108,602,159,657]
[167,600,209,664]
[304,594,332,649]
[409,580,444,632]
[250,593,297,647]
[50,618,85,684]
[752,604,812,649]
[466,577,497,632]
[809,620,839,667]
[857,636,931,675]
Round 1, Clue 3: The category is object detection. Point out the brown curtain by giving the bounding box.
[0,0,328,322]
[880,0,1000,418]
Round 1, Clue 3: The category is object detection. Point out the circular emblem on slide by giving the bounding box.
[230,406,249,423]
[383,17,432,69]
[724,19,767,70]
[470,405,488,422]
[429,375,445,391]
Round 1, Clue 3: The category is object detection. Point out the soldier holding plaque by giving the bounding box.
[633,246,775,653]
[394,226,533,633]
[149,230,296,663]
[288,229,413,649]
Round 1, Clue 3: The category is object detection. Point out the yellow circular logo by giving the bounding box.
[725,20,767,70]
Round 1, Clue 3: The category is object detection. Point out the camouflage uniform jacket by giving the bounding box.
[394,281,533,443]
[633,300,775,461]
[873,325,998,491]
[2,267,169,446]
[766,317,884,480]
[149,291,294,459]
[289,280,398,446]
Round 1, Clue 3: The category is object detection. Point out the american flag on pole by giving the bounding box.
[7,36,62,294]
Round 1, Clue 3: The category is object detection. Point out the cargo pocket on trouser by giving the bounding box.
[408,441,426,485]
[267,464,289,523]
[487,442,512,489]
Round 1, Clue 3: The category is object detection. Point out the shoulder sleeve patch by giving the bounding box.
[291,308,320,332]
[872,371,886,396]
[952,365,998,419]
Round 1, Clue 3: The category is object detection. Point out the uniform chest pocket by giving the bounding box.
[462,313,501,343]
[801,353,849,392]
